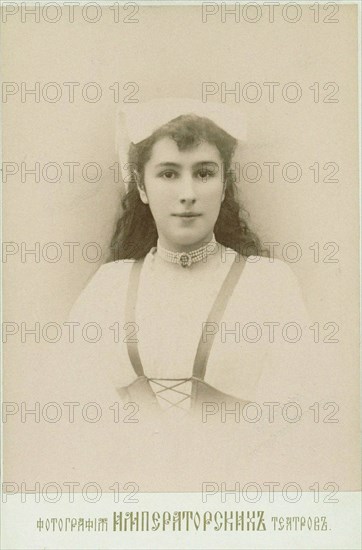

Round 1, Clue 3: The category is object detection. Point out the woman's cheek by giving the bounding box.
[143,181,162,212]
[206,184,224,210]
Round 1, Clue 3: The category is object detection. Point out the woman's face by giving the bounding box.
[140,136,225,252]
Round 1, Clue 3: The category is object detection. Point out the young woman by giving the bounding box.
[68,99,311,422]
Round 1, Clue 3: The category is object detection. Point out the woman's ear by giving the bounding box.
[134,169,149,204]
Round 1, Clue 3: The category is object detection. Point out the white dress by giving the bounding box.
[66,245,313,411]
[51,244,342,490]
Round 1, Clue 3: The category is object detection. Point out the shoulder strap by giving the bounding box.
[192,254,246,380]
[125,259,145,377]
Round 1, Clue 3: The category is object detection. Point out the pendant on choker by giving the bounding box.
[156,235,217,268]
[179,253,192,268]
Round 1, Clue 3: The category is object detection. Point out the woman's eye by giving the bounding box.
[197,169,214,180]
[160,171,177,180]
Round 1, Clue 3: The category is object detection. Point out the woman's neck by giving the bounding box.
[157,232,215,254]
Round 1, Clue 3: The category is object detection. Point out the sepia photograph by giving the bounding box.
[2,1,360,548]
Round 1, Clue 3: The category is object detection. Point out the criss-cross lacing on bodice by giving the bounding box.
[147,378,192,411]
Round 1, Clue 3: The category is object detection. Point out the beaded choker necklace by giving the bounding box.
[156,235,217,268]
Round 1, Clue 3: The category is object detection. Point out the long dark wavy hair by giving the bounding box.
[108,114,265,261]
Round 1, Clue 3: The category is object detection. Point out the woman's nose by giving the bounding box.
[178,174,197,204]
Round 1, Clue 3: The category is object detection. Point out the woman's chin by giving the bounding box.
[163,229,213,250]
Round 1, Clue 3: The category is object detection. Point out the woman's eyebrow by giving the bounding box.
[155,161,219,168]
[155,162,181,168]
[193,161,219,167]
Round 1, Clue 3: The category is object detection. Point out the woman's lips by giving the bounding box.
[172,213,202,217]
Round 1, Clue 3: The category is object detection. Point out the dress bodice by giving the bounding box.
[66,244,312,419]
[120,251,250,417]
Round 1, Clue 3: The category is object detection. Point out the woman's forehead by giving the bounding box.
[146,136,222,166]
